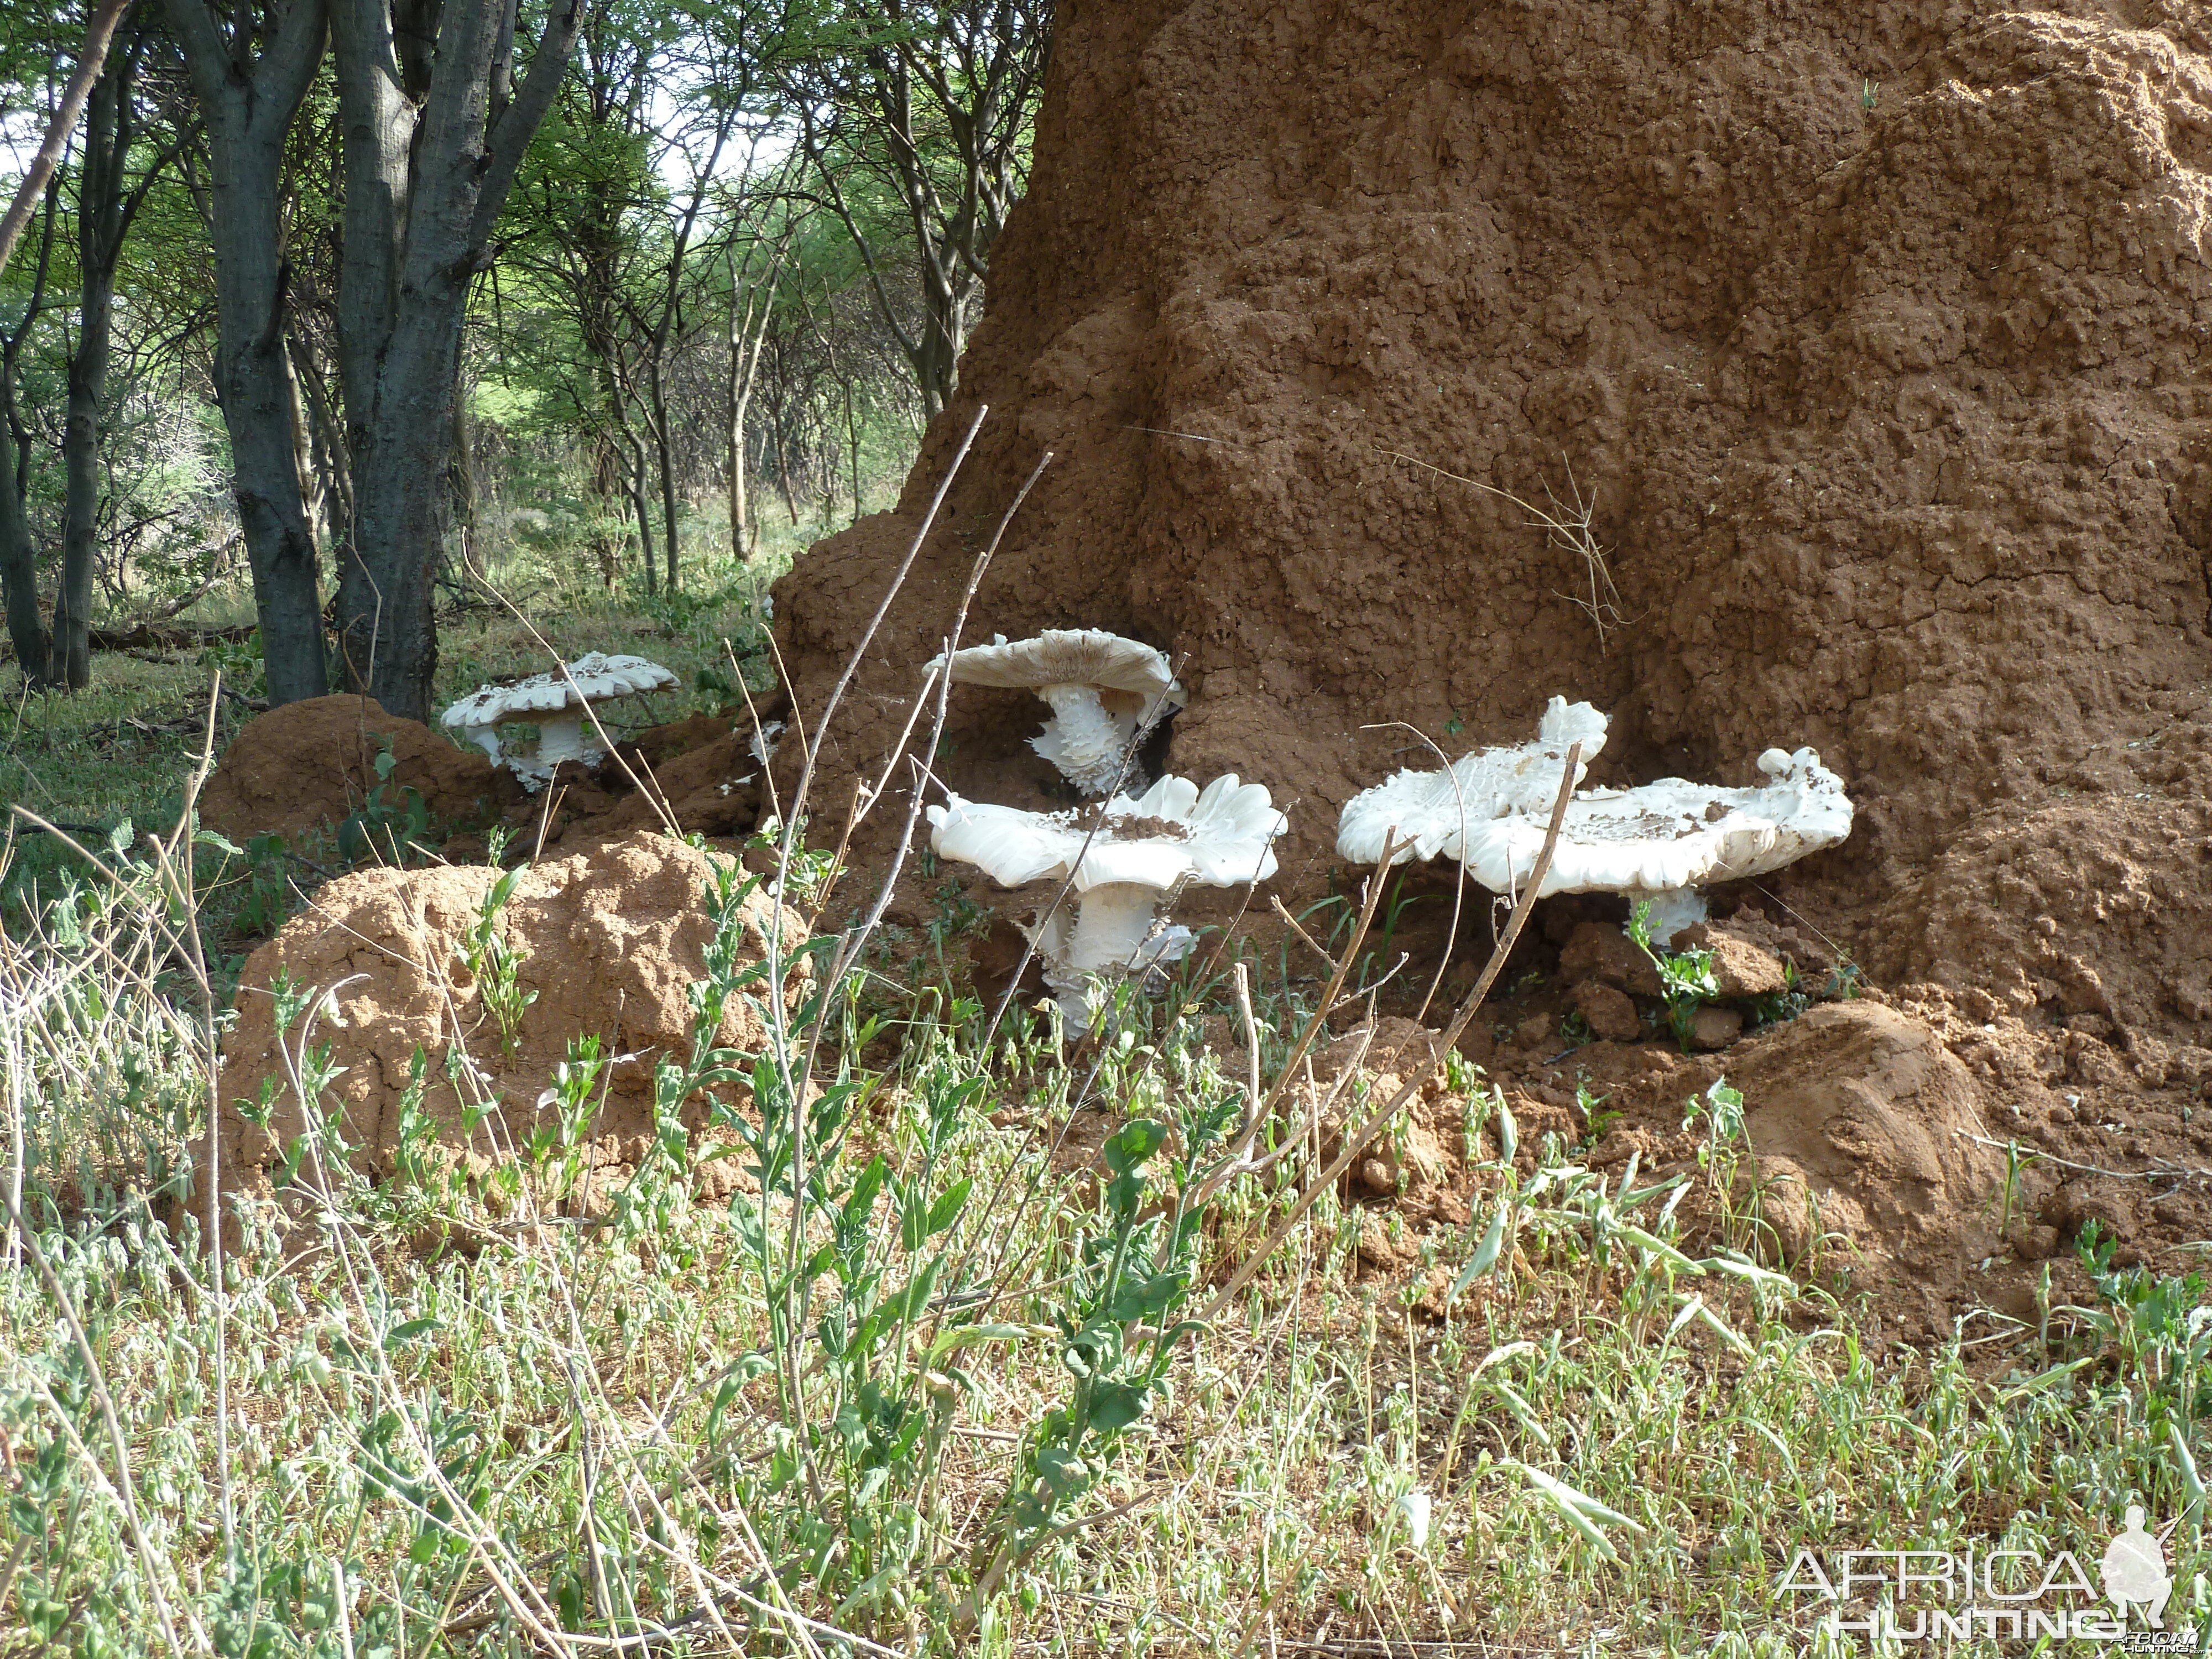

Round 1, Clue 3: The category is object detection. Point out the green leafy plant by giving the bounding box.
[200,628,268,697]
[458,865,538,1060]
[1746,958,1809,1029]
[1629,900,1720,1052]
[336,744,434,866]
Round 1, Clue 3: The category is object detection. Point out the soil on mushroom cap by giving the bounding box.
[199,695,520,844]
[1074,808,1190,841]
[206,831,807,1233]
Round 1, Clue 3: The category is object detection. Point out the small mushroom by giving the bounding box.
[927,773,1285,1029]
[1337,697,1609,867]
[931,629,1185,795]
[440,651,677,791]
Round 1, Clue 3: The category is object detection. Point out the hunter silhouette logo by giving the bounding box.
[2100,1506,2176,1629]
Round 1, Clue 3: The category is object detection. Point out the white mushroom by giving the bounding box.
[931,629,1185,795]
[1338,702,1853,946]
[1337,697,1609,867]
[749,719,784,768]
[1453,747,1854,943]
[440,651,678,791]
[927,773,1285,1029]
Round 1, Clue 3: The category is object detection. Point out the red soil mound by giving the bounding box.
[484,709,774,853]
[1324,987,2211,1339]
[772,0,2212,1001]
[206,832,807,1224]
[200,694,517,843]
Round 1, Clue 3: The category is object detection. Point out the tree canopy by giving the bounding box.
[0,0,1052,714]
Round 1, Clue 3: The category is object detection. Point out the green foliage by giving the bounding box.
[200,631,268,700]
[333,746,432,867]
[459,864,539,1060]
[1628,900,1720,1051]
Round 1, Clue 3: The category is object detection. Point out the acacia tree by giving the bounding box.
[164,0,330,705]
[503,10,660,583]
[327,0,586,721]
[786,0,1049,416]
[46,14,190,689]
[500,0,791,593]
[0,185,60,671]
[0,0,132,281]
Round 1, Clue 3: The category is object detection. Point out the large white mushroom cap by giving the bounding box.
[441,651,678,732]
[1453,746,1854,899]
[1337,697,1608,866]
[440,651,678,786]
[927,772,1282,895]
[930,629,1186,796]
[936,629,1180,700]
[928,773,1285,1029]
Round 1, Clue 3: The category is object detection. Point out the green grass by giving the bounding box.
[3,549,2210,1656]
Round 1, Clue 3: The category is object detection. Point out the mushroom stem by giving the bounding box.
[534,713,596,771]
[1039,881,1194,1028]
[460,726,502,765]
[1636,886,1709,948]
[1032,683,1140,796]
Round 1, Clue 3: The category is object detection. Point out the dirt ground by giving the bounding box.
[1176,897,2212,1345]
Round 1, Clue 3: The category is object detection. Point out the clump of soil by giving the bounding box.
[769,0,2212,1076]
[1281,875,2212,1336]
[199,695,518,843]
[488,709,776,854]
[1871,755,2212,1047]
[207,831,808,1223]
[1312,1016,1475,1229]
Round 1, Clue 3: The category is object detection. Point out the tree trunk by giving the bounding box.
[649,363,678,592]
[0,414,43,674]
[291,340,351,549]
[728,371,749,562]
[0,187,56,674]
[340,328,453,713]
[771,403,801,526]
[50,42,134,691]
[165,0,332,707]
[328,0,585,722]
[725,248,780,564]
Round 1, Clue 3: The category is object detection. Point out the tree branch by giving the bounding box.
[0,0,136,281]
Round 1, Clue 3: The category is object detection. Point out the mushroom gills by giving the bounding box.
[1030,683,1141,796]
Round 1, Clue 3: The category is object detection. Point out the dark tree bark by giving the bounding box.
[328,0,585,722]
[165,0,332,706]
[50,23,161,689]
[0,419,44,676]
[0,185,59,673]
